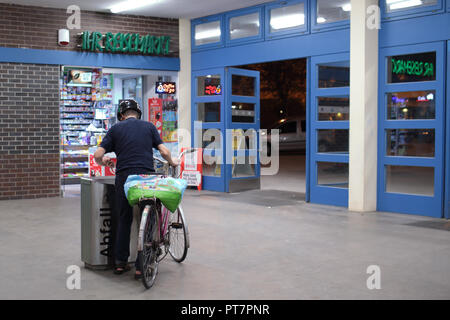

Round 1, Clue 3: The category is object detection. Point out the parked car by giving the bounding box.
[261,117,306,155]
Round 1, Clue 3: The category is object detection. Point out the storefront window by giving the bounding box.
[194,20,221,46]
[386,129,435,157]
[269,2,305,33]
[318,63,350,88]
[387,91,435,120]
[197,102,220,122]
[231,75,255,96]
[231,129,256,177]
[196,128,222,177]
[231,103,255,123]
[317,129,349,153]
[277,121,297,134]
[317,162,349,188]
[385,165,434,196]
[318,97,349,121]
[385,0,437,13]
[230,12,260,40]
[232,158,256,177]
[316,0,351,24]
[387,52,436,83]
[197,74,221,96]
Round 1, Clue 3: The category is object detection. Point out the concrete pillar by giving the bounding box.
[348,0,379,212]
[178,19,192,149]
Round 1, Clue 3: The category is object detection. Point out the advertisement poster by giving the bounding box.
[180,148,202,190]
[148,98,163,138]
[89,154,116,177]
[162,98,178,143]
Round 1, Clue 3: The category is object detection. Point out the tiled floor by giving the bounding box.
[0,187,449,299]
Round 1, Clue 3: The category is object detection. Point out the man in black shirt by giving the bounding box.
[94,99,179,278]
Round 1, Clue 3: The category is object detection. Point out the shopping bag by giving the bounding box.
[124,174,188,212]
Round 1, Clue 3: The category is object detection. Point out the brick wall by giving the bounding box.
[0,63,60,200]
[0,3,179,56]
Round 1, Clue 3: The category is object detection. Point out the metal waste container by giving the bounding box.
[81,177,138,270]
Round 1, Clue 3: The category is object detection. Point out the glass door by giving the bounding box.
[225,68,260,192]
[310,53,350,207]
[378,42,445,217]
[192,68,226,192]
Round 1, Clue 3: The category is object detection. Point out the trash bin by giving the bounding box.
[80,177,138,270]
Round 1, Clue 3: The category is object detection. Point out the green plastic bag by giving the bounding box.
[124,175,188,213]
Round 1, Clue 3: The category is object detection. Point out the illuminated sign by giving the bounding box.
[391,58,434,77]
[155,82,176,94]
[80,31,170,55]
[205,85,221,95]
[388,52,436,83]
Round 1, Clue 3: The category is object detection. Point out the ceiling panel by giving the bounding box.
[0,0,271,19]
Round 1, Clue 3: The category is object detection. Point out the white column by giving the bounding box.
[178,19,192,150]
[348,0,379,212]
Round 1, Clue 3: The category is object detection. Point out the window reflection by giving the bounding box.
[387,91,435,120]
[230,12,260,40]
[386,129,435,157]
[231,103,255,123]
[317,0,351,24]
[385,0,437,13]
[195,21,221,46]
[318,129,349,153]
[197,102,220,122]
[269,3,305,32]
[318,97,349,121]
[317,162,349,188]
[318,65,350,88]
[386,165,434,196]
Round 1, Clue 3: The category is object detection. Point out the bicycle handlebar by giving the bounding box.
[153,148,196,166]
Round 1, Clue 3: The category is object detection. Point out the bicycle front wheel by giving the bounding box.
[168,206,189,263]
[138,203,159,289]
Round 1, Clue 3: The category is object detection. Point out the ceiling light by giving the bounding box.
[388,0,423,10]
[195,29,221,40]
[342,3,351,11]
[110,0,159,14]
[270,14,305,30]
[317,17,327,23]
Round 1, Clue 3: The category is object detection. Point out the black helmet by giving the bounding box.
[117,99,142,121]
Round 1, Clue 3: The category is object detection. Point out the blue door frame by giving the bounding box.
[192,68,227,192]
[446,41,450,219]
[225,68,261,192]
[310,52,350,207]
[377,42,446,218]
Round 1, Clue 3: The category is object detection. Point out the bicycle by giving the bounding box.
[136,149,192,289]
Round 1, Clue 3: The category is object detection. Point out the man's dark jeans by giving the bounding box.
[114,168,152,269]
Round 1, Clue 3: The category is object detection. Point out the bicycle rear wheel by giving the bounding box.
[168,206,189,263]
[138,203,160,289]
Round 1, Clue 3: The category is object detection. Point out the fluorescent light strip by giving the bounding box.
[388,0,423,10]
[195,29,221,40]
[317,17,327,23]
[110,0,158,14]
[270,14,305,30]
[342,3,351,12]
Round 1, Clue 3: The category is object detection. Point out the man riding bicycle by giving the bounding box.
[94,99,179,279]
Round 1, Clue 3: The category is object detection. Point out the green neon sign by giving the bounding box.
[391,58,434,78]
[81,31,170,55]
